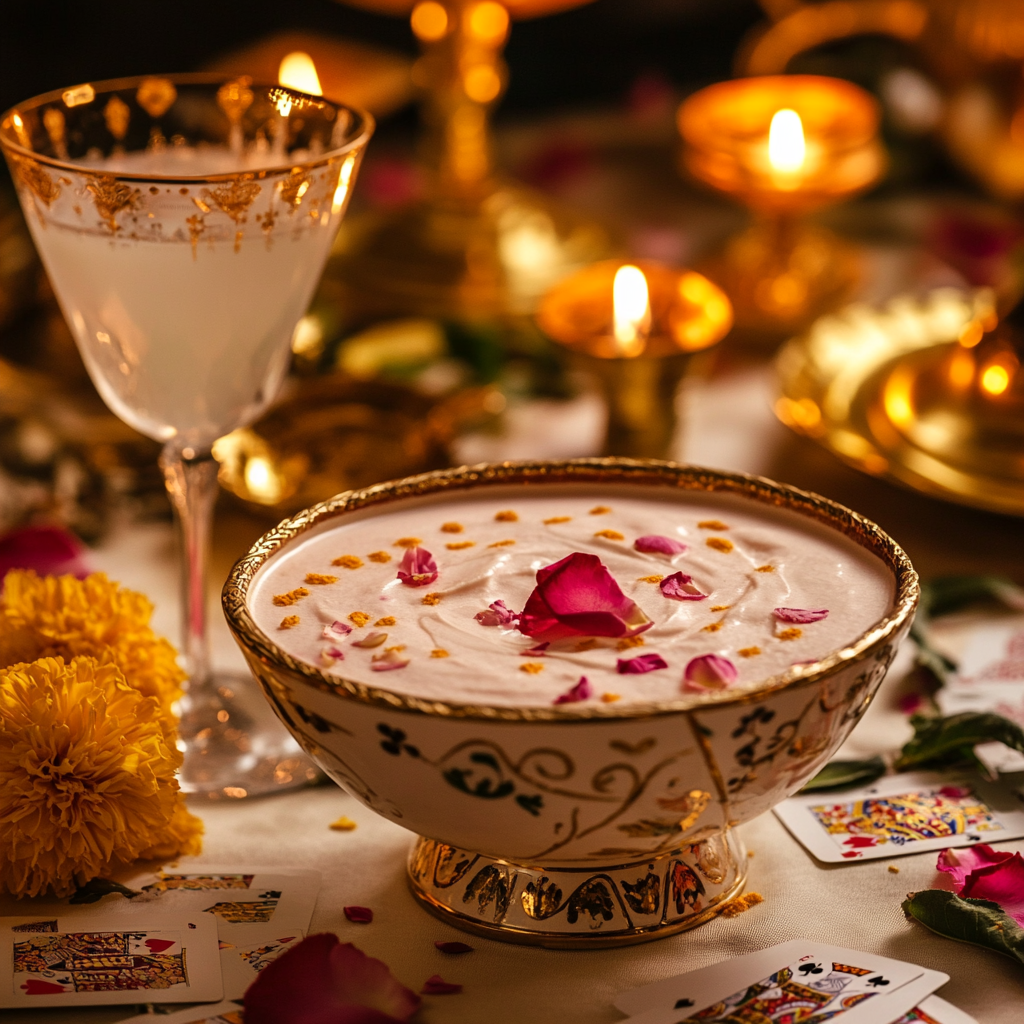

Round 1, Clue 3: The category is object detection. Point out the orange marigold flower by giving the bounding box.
[0,656,202,898]
[0,571,186,712]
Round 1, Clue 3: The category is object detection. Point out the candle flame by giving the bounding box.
[279,52,323,97]
[613,265,651,356]
[768,108,805,173]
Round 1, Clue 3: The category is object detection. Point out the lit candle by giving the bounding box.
[612,264,651,357]
[537,259,732,457]
[278,52,323,96]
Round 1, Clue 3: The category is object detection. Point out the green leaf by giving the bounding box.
[799,756,886,793]
[894,712,1024,772]
[902,889,1024,966]
[920,576,1024,619]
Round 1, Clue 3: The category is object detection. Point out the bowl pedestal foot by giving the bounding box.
[407,830,747,949]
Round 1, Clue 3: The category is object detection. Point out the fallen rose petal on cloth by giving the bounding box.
[345,906,374,924]
[517,552,651,642]
[683,654,737,692]
[434,941,473,954]
[553,676,592,705]
[397,547,438,587]
[773,607,829,623]
[659,572,706,601]
[243,933,420,1024]
[521,641,550,657]
[0,525,91,581]
[474,599,518,626]
[617,653,668,674]
[938,844,1017,890]
[633,534,687,556]
[421,975,463,995]
[959,853,1024,926]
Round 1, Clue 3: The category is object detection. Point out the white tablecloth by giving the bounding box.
[9,363,1024,1023]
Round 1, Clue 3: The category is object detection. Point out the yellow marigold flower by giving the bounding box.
[0,656,202,898]
[0,571,186,713]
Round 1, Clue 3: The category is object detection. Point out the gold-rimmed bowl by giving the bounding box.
[222,458,918,947]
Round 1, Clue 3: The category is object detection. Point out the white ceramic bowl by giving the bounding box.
[223,458,918,947]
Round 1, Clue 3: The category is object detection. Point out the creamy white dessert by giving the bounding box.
[249,488,895,707]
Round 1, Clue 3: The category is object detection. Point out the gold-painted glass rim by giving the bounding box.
[0,72,375,182]
[222,458,920,722]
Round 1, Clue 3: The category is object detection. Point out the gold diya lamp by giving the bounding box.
[678,75,886,339]
[324,0,616,320]
[536,260,732,459]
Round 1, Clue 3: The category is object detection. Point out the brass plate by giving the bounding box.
[775,288,1024,517]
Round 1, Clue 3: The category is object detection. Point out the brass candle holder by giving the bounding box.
[536,260,732,458]
[326,0,615,321]
[678,75,886,340]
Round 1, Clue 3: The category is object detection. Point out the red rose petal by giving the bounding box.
[554,676,592,705]
[243,934,420,1023]
[682,654,737,692]
[774,607,829,623]
[0,525,91,581]
[518,552,651,642]
[344,906,374,924]
[616,653,668,674]
[937,844,1016,890]
[660,572,706,601]
[634,534,687,556]
[434,941,474,954]
[397,547,438,587]
[421,975,463,995]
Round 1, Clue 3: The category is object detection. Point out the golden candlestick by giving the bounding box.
[326,0,614,321]
[537,260,732,458]
[679,75,885,340]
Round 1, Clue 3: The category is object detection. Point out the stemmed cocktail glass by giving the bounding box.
[0,75,373,798]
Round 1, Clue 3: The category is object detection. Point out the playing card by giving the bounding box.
[132,866,320,945]
[895,994,978,1024]
[773,771,1024,863]
[117,1000,244,1024]
[614,940,947,1024]
[0,912,222,1008]
[220,930,304,999]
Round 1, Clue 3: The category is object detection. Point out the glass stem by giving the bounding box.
[160,440,219,694]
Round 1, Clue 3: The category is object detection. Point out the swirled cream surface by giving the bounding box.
[249,488,894,707]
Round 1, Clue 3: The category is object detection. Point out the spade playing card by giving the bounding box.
[220,930,304,999]
[773,771,1024,863]
[613,940,947,1024]
[0,912,221,1008]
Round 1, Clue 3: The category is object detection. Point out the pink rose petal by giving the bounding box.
[774,607,829,623]
[421,975,462,995]
[634,534,688,556]
[371,649,410,671]
[474,600,518,626]
[323,620,353,641]
[617,653,668,674]
[683,654,737,692]
[961,853,1024,926]
[521,641,550,657]
[898,693,925,715]
[320,646,345,666]
[517,552,651,643]
[397,547,438,587]
[434,941,473,954]
[344,906,374,924]
[553,676,592,705]
[938,844,1017,890]
[659,572,707,601]
[243,934,420,1024]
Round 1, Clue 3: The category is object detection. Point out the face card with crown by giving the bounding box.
[0,912,221,1008]
[613,940,947,1024]
[773,772,1024,863]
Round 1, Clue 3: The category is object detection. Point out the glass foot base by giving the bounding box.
[177,671,323,800]
[408,830,747,949]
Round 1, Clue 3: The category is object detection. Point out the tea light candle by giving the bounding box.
[678,75,885,335]
[536,259,732,457]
